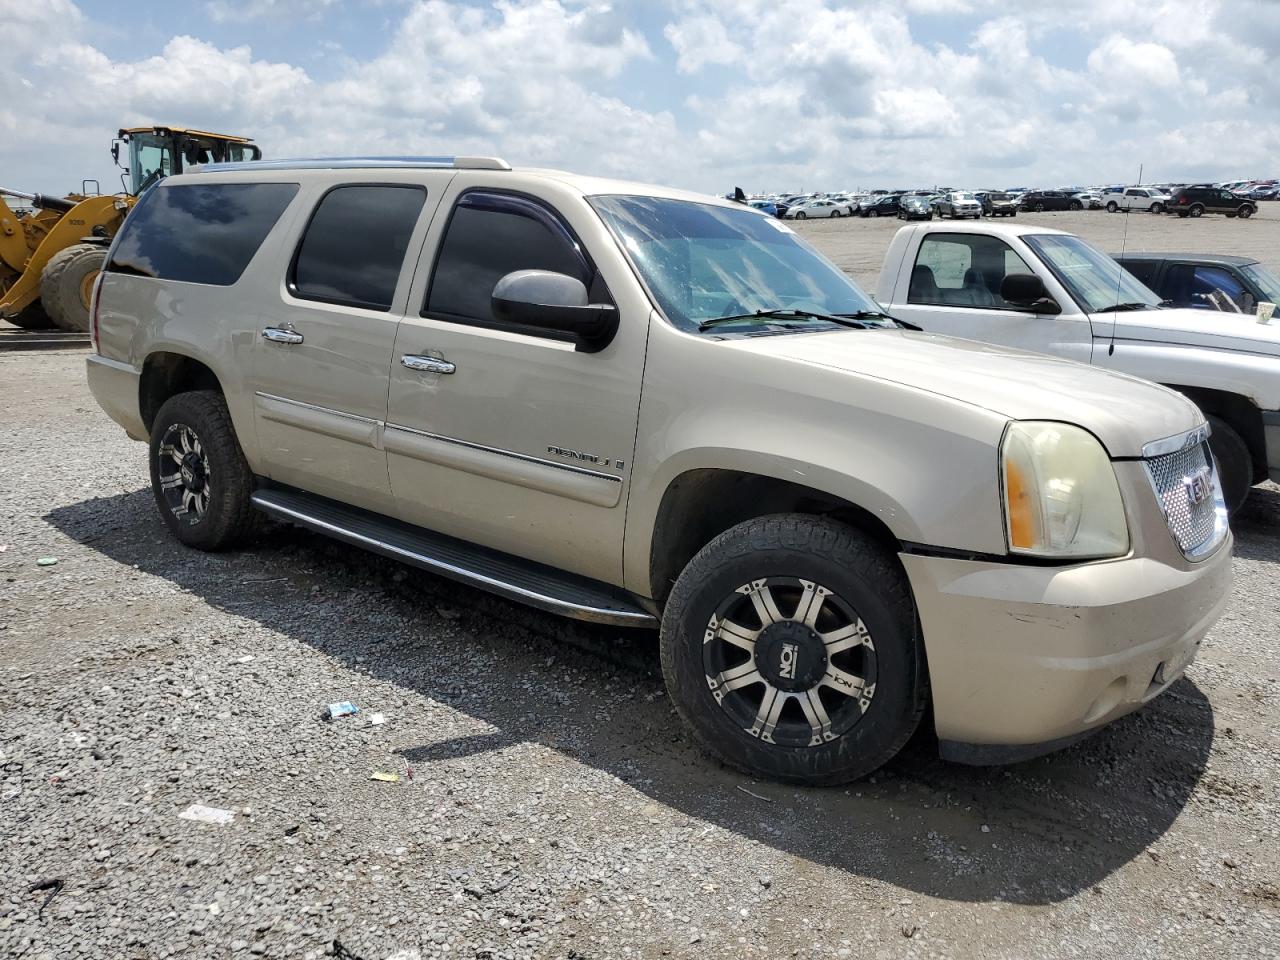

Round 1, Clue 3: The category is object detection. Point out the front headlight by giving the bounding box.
[1001,421,1129,559]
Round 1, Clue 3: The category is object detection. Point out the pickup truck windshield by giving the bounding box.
[590,194,881,334]
[1023,233,1162,313]
[1241,263,1280,303]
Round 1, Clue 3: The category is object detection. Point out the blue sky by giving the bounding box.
[5,0,1278,196]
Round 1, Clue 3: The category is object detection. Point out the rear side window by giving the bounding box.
[425,191,593,326]
[290,184,427,311]
[107,182,298,285]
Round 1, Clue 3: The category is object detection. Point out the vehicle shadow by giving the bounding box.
[1230,483,1280,561]
[46,490,1216,906]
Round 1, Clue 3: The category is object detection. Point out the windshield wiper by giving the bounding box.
[1102,302,1155,312]
[837,310,921,331]
[698,308,868,332]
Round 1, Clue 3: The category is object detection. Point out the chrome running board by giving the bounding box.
[250,487,657,628]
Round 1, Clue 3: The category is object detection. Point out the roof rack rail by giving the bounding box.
[189,156,512,174]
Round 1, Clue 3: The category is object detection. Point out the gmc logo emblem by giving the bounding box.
[1184,468,1211,507]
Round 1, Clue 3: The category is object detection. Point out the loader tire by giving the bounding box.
[4,302,56,330]
[41,243,106,332]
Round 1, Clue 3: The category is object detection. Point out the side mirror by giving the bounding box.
[1001,273,1061,315]
[491,270,618,352]
[110,139,122,166]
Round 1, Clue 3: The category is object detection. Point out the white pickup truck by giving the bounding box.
[875,220,1280,510]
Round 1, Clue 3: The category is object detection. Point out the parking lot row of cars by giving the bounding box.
[743,180,1272,222]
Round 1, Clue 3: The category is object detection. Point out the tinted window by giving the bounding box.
[426,193,591,324]
[291,185,426,311]
[108,182,298,285]
[909,233,1035,309]
[1119,259,1160,287]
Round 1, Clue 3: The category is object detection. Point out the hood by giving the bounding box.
[726,329,1202,457]
[1096,307,1280,357]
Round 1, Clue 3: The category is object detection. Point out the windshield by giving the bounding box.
[1241,263,1280,303]
[952,192,976,202]
[590,194,882,333]
[1023,233,1162,312]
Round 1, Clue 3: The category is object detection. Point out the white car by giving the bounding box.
[876,218,1280,511]
[1074,191,1104,210]
[1103,187,1171,213]
[784,199,848,220]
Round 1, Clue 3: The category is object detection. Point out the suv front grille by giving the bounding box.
[1143,439,1227,559]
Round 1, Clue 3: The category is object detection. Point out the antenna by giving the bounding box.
[1108,163,1139,357]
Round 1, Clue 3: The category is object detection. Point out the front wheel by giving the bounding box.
[1106,201,1119,213]
[660,515,928,785]
[1070,201,1082,211]
[795,212,807,220]
[1207,416,1252,515]
[1035,203,1045,212]
[1239,205,1254,219]
[868,210,879,218]
[149,390,262,550]
[40,243,107,332]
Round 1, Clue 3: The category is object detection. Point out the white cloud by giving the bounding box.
[2,0,1278,195]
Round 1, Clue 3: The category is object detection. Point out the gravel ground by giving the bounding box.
[3,208,1280,959]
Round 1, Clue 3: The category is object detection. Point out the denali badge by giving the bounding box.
[1184,467,1211,507]
[547,445,625,471]
[778,642,798,680]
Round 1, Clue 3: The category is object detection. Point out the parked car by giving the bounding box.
[749,200,779,218]
[87,156,1238,783]
[1165,186,1257,219]
[1018,190,1082,212]
[785,199,848,220]
[935,191,983,219]
[1114,253,1280,315]
[897,195,934,220]
[858,194,901,218]
[1074,191,1104,210]
[981,192,1018,217]
[1102,187,1170,213]
[875,219,1280,510]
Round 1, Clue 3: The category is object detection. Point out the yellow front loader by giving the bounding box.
[0,126,261,332]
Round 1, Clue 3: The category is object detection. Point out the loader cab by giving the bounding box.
[113,127,262,196]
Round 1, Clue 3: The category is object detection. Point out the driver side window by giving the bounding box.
[425,192,603,331]
[909,234,1036,310]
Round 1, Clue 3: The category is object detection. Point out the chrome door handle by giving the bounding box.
[262,327,303,345]
[401,354,456,375]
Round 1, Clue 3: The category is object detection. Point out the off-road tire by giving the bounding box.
[149,390,262,550]
[1207,415,1251,515]
[5,302,56,330]
[660,515,929,785]
[40,243,106,332]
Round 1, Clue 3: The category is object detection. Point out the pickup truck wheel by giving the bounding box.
[1149,202,1164,214]
[660,515,927,785]
[1106,201,1119,213]
[1206,415,1251,514]
[149,390,262,550]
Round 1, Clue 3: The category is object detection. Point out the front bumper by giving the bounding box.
[900,535,1232,759]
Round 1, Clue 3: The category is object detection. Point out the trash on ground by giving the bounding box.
[36,557,58,566]
[27,877,63,918]
[737,784,773,802]
[368,712,386,725]
[0,544,9,552]
[178,803,235,825]
[370,771,400,783]
[384,950,422,960]
[324,701,359,720]
[234,655,255,664]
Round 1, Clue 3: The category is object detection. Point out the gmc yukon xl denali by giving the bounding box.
[86,157,1232,784]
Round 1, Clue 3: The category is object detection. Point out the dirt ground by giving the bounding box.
[2,207,1280,959]
[793,204,1280,290]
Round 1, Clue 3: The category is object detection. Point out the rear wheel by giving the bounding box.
[831,209,841,218]
[149,390,262,550]
[868,210,879,218]
[1149,202,1163,214]
[1206,416,1252,515]
[1035,202,1045,212]
[1189,204,1204,218]
[39,242,106,332]
[660,515,928,785]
